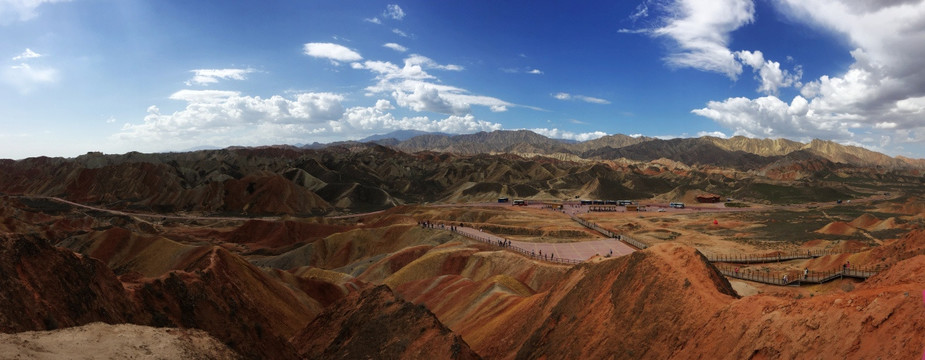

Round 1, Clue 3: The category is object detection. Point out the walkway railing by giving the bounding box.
[440,218,897,286]
[714,263,881,285]
[571,216,649,250]
[448,227,582,265]
[705,249,863,264]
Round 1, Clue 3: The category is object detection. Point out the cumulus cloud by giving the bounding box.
[384,4,405,20]
[691,0,925,152]
[185,68,255,86]
[12,48,41,61]
[692,95,855,140]
[383,43,407,52]
[642,0,756,79]
[303,43,362,63]
[735,50,801,95]
[527,69,543,75]
[116,91,503,151]
[116,91,345,147]
[343,103,502,135]
[551,92,611,104]
[530,128,608,141]
[353,55,514,115]
[697,130,728,138]
[0,0,70,24]
[392,28,409,37]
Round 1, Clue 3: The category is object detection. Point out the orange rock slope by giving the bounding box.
[388,240,925,359]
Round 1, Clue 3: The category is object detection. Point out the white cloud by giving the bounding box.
[635,0,755,79]
[3,47,56,92]
[384,4,405,20]
[630,2,650,21]
[185,68,255,86]
[12,48,41,61]
[530,128,608,141]
[343,103,501,135]
[575,95,610,104]
[383,43,407,52]
[353,55,515,115]
[392,28,409,38]
[527,69,543,75]
[405,54,463,71]
[692,95,855,140]
[116,91,345,148]
[115,89,507,151]
[3,62,57,93]
[735,50,801,95]
[169,89,240,103]
[697,130,728,138]
[551,92,611,104]
[364,17,381,24]
[0,0,70,24]
[303,43,362,63]
[693,1,925,152]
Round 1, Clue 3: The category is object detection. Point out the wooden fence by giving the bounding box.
[449,228,582,265]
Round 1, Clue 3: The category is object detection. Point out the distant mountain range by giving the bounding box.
[1,129,921,215]
[310,130,922,170]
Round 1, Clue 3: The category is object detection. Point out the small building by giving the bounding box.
[696,194,722,203]
[580,199,592,205]
[618,200,634,206]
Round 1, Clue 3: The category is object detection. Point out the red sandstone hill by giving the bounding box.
[0,233,344,359]
[0,234,142,333]
[291,285,480,360]
[3,141,913,215]
[385,241,925,359]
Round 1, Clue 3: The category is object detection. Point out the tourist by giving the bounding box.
[803,268,808,280]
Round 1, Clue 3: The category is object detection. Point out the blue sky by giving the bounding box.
[2,0,925,160]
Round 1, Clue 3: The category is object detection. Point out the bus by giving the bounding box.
[513,199,527,206]
[669,202,685,209]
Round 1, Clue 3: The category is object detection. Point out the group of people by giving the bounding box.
[419,220,459,232]
[531,249,555,262]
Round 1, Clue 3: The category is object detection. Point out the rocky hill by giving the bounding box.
[377,130,922,170]
[0,322,241,360]
[3,139,917,215]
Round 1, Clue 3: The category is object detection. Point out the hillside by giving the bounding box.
[2,138,918,215]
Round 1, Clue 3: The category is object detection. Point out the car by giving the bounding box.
[657,208,666,212]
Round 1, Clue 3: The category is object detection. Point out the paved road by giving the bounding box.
[455,226,635,262]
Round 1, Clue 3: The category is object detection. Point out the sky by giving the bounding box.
[2,0,925,160]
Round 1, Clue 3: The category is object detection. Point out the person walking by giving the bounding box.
[803,268,809,280]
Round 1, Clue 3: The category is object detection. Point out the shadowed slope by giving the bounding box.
[291,285,480,360]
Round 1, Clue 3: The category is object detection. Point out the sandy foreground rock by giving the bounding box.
[0,322,241,359]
